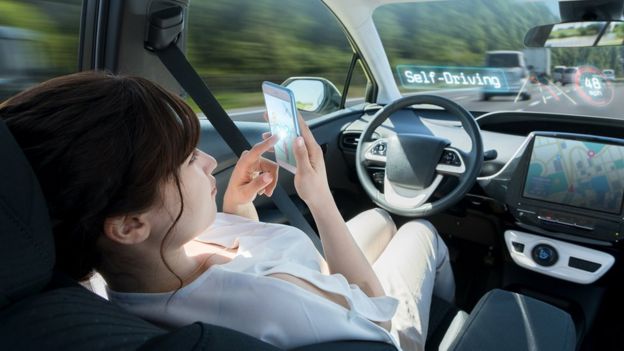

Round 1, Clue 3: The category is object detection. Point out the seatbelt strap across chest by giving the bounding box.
[152,43,323,254]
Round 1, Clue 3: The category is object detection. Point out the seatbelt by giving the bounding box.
[153,43,323,254]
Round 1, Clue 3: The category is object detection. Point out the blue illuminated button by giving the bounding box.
[531,244,558,267]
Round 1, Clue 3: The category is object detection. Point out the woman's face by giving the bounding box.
[153,149,218,247]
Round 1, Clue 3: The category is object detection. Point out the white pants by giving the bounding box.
[347,208,455,351]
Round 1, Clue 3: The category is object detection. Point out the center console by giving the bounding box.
[504,132,621,283]
[469,129,623,349]
[480,131,620,284]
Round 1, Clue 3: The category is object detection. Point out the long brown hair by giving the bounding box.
[0,71,200,281]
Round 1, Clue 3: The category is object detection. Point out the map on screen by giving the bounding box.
[523,135,624,213]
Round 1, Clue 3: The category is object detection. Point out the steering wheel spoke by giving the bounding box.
[362,138,388,165]
[435,147,466,176]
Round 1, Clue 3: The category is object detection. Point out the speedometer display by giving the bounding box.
[574,65,615,107]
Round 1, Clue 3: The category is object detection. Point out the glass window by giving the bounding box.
[186,0,367,121]
[374,0,624,119]
[0,1,82,101]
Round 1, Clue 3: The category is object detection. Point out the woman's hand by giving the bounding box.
[261,112,331,209]
[223,135,279,220]
[291,114,332,209]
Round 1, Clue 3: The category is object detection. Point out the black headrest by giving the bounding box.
[0,120,55,308]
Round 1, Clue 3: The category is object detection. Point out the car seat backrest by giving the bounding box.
[0,120,55,308]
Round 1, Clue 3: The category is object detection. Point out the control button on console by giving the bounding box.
[531,244,558,267]
[568,257,602,273]
[511,241,525,253]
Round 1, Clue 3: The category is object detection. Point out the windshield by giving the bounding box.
[374,0,622,118]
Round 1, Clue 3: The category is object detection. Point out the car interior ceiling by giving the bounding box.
[3,0,624,350]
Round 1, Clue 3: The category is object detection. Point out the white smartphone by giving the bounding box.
[262,81,301,174]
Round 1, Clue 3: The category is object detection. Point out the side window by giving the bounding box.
[0,1,82,101]
[186,0,368,121]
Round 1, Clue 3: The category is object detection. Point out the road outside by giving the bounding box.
[220,81,624,123]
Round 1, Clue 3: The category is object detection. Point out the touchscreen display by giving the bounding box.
[523,135,624,213]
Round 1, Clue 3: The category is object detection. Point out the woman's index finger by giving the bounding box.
[247,134,279,160]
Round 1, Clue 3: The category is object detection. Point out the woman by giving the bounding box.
[0,71,454,351]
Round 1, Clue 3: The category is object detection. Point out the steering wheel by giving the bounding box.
[355,95,483,217]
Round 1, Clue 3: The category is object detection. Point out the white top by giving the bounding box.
[108,213,400,350]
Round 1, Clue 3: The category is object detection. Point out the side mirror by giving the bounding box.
[282,77,341,114]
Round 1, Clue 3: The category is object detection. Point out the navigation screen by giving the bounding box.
[523,135,624,214]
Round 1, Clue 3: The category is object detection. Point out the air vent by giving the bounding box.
[339,131,380,150]
[340,131,361,150]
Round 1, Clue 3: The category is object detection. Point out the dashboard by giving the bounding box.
[340,108,622,284]
[341,108,624,247]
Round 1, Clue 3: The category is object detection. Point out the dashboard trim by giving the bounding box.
[505,230,615,284]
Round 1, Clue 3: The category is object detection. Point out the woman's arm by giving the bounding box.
[222,201,261,221]
[308,193,386,298]
[289,115,386,298]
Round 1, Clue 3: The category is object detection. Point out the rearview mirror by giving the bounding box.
[525,21,624,48]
